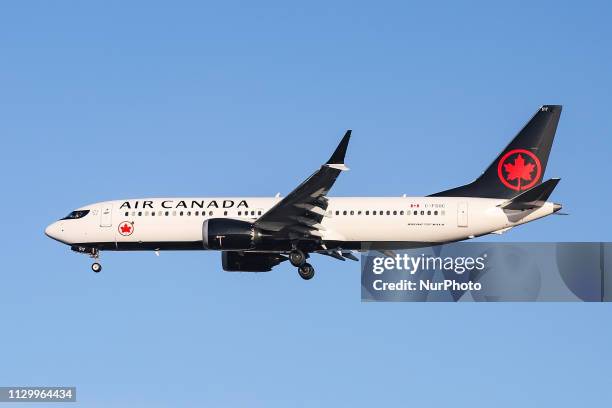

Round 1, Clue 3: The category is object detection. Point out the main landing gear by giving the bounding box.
[298,263,315,280]
[290,249,315,280]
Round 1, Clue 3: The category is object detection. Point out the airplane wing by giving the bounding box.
[253,130,351,239]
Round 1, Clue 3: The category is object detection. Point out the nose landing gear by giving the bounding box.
[89,248,102,273]
[84,248,103,273]
[71,246,102,273]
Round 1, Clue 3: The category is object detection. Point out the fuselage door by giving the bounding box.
[457,202,468,227]
[100,204,113,227]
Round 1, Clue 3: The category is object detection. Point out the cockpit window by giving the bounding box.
[61,210,90,220]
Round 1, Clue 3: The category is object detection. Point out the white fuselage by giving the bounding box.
[45,196,557,251]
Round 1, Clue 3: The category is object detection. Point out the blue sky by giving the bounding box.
[1,1,611,406]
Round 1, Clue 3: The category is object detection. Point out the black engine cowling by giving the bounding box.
[222,251,287,272]
[203,218,261,250]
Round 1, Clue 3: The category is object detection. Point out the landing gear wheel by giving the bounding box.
[298,263,315,280]
[289,250,306,267]
[91,262,102,273]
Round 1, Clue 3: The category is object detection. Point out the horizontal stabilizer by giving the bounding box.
[499,178,560,210]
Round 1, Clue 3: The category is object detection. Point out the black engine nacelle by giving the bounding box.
[203,218,260,250]
[222,251,287,272]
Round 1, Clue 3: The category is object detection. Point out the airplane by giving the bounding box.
[45,105,563,280]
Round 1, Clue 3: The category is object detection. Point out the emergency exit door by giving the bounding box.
[457,202,468,227]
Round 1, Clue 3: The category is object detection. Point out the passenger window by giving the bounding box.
[358,211,362,215]
[165,211,169,216]
[138,211,142,216]
[427,211,431,215]
[420,211,424,215]
[366,211,370,215]
[124,212,128,216]
[195,211,199,216]
[434,210,438,215]
[343,211,347,215]
[238,211,242,216]
[393,211,397,215]
[373,211,377,215]
[386,211,391,215]
[414,211,418,215]
[336,211,340,215]
[151,212,155,216]
[187,211,191,216]
[209,211,214,216]
[400,211,404,215]
[258,211,262,216]
[350,211,354,215]
[179,211,183,216]
[224,211,228,216]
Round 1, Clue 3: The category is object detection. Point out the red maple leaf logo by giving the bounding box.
[503,154,535,191]
[497,149,542,191]
[120,223,132,234]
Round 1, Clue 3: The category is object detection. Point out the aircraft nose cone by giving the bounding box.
[45,222,64,242]
[45,223,56,239]
[44,225,48,237]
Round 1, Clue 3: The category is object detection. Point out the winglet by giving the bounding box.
[327,130,352,165]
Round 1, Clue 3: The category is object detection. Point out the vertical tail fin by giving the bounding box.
[430,105,562,199]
